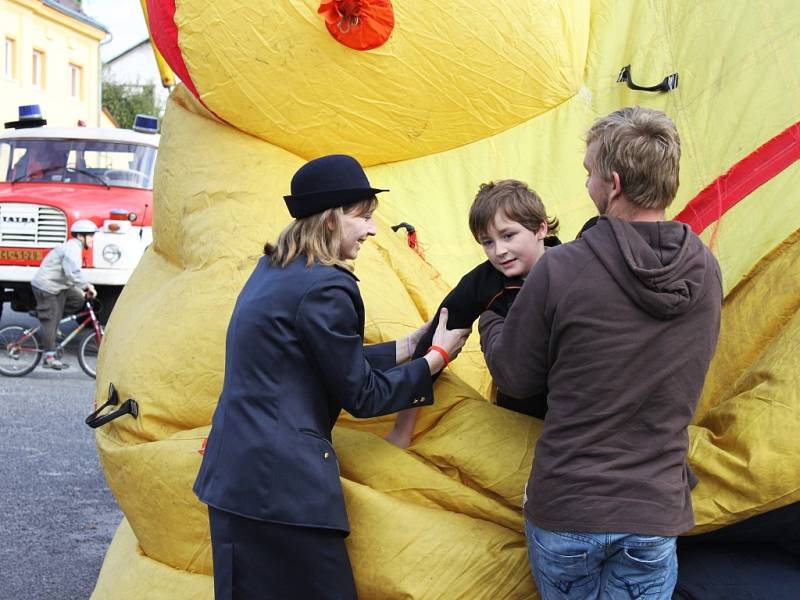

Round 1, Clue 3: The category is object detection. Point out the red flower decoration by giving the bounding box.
[318,0,395,51]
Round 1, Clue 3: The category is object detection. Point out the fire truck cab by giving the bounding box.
[0,106,159,323]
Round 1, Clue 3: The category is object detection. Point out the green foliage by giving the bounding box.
[101,81,160,129]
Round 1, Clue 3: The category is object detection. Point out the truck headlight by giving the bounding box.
[102,244,122,264]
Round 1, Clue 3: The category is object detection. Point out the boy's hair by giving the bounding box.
[468,179,559,242]
[586,106,680,210]
[264,197,377,270]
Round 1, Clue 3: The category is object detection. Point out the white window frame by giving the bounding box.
[3,37,15,80]
[32,48,45,89]
[69,62,82,99]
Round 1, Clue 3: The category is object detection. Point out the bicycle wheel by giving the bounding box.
[78,329,102,378]
[0,325,41,377]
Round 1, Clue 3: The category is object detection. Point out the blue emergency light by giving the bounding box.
[19,104,43,119]
[132,114,159,134]
[4,104,47,129]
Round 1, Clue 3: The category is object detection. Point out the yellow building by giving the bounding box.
[1,0,107,127]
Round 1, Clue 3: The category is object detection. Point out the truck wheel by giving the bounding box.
[95,286,122,325]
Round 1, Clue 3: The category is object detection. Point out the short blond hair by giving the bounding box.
[468,179,558,242]
[586,107,680,210]
[265,197,377,270]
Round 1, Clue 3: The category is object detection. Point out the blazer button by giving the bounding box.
[323,451,330,459]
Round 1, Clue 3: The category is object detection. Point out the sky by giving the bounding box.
[81,0,150,62]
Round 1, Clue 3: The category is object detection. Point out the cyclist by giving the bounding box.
[30,219,98,369]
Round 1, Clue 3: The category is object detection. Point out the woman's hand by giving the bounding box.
[424,308,470,374]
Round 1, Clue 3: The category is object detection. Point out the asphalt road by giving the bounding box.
[0,303,122,600]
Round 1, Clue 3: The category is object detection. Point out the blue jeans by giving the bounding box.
[525,520,677,600]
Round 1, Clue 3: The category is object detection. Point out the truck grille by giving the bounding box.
[0,204,68,247]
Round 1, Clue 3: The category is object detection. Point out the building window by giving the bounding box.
[69,63,82,99]
[32,49,45,88]
[3,37,15,79]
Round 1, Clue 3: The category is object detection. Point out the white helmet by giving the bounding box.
[71,219,98,235]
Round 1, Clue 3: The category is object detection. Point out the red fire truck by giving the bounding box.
[0,107,159,323]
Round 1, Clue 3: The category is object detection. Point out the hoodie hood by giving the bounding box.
[582,216,717,319]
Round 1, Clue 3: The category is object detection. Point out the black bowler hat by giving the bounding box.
[284,154,388,218]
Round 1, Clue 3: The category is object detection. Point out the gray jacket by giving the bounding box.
[31,238,88,295]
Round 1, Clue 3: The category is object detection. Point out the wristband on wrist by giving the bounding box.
[427,345,450,367]
[406,336,413,358]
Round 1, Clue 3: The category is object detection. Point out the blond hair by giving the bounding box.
[265,198,377,270]
[468,179,558,242]
[586,107,681,210]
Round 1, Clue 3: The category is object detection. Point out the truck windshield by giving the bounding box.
[0,138,157,189]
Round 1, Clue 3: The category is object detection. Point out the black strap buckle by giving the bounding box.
[617,65,678,93]
[85,382,139,429]
[390,222,416,234]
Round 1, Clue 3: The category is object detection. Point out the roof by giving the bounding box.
[41,0,109,34]
[0,126,159,147]
[105,39,152,65]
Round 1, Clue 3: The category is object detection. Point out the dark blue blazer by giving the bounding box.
[194,255,433,534]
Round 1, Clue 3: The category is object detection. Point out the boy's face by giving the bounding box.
[479,211,546,279]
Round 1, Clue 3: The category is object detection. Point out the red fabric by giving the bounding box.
[318,0,394,51]
[675,122,800,234]
[145,0,200,99]
[406,230,424,256]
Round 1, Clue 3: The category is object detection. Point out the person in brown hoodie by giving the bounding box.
[480,107,722,600]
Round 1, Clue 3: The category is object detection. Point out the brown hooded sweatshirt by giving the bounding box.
[480,216,722,536]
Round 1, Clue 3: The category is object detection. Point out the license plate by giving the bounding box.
[0,248,45,262]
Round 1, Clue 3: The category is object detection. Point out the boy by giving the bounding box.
[386,179,559,448]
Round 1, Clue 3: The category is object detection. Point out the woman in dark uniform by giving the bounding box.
[193,154,469,599]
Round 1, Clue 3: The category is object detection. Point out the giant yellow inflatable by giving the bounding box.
[91,1,800,598]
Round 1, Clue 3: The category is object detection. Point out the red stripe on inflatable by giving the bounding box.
[675,122,800,234]
[146,0,200,99]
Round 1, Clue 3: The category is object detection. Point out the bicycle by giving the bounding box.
[0,300,104,378]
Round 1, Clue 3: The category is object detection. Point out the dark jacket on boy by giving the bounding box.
[480,216,722,536]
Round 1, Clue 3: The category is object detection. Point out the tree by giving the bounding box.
[101,81,161,130]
